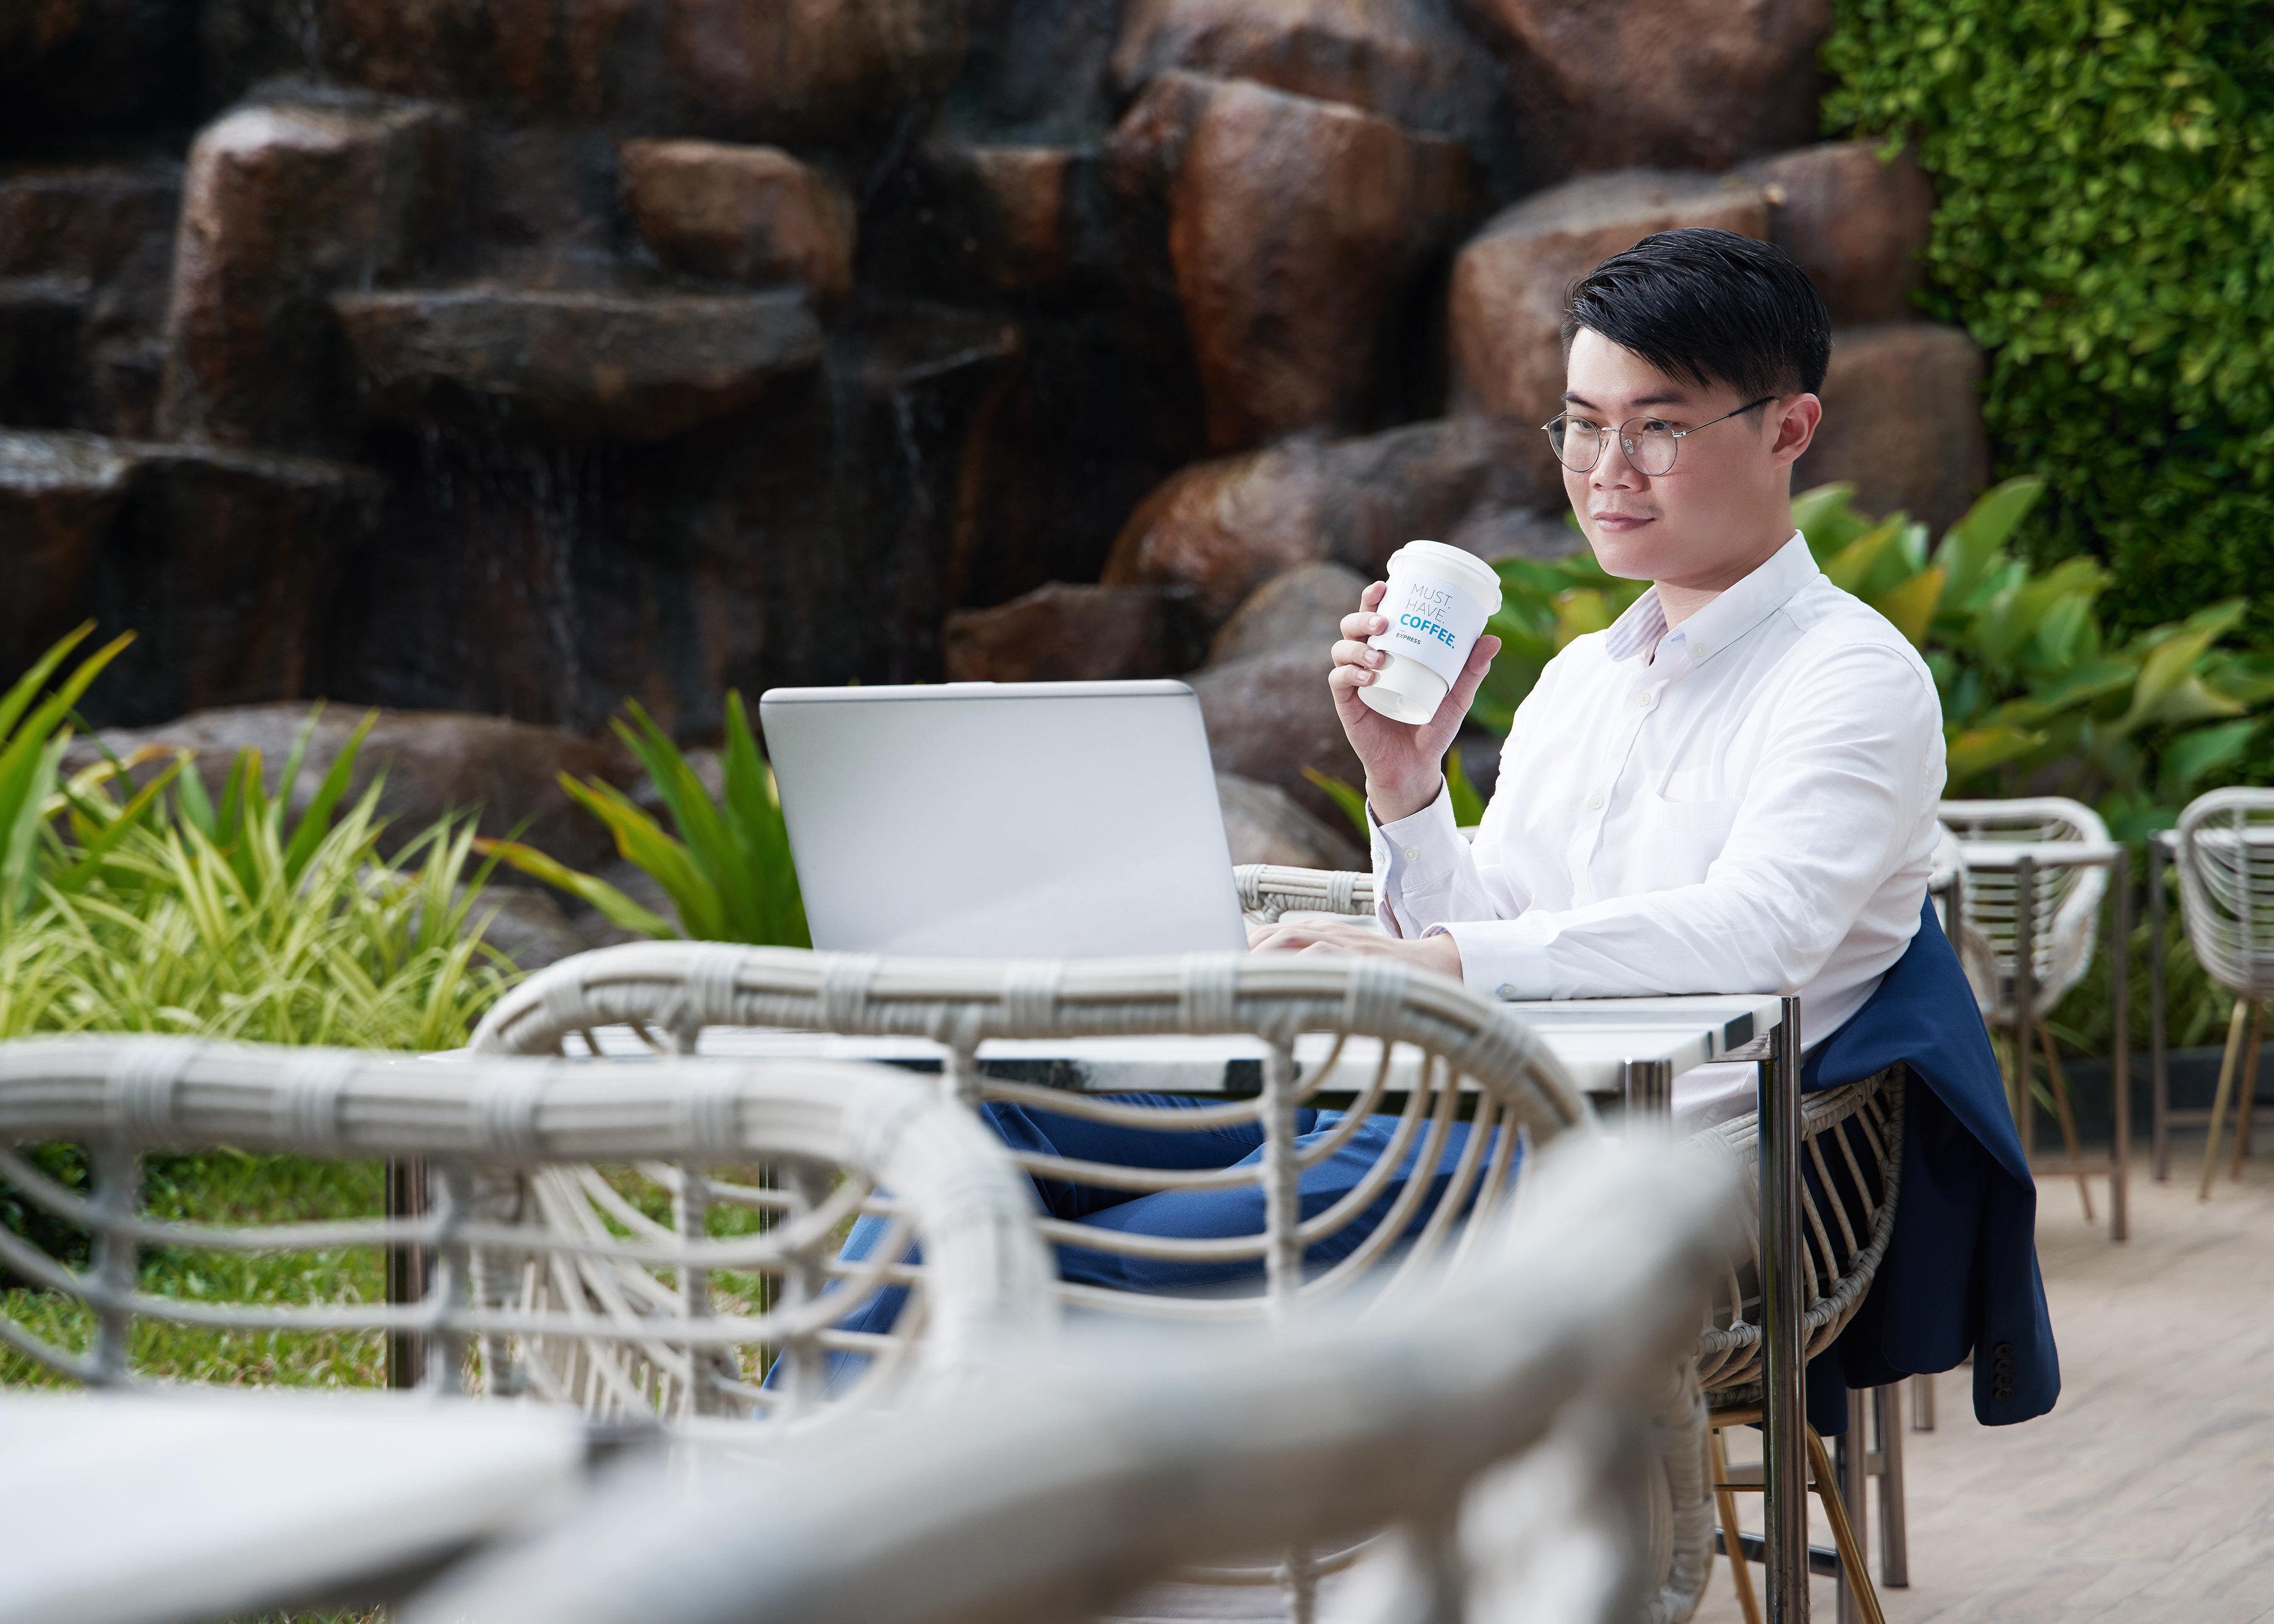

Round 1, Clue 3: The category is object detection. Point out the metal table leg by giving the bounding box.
[2012,856,2037,1159]
[2111,859,2131,1240]
[1763,993,1809,1622]
[384,1156,428,1390]
[2150,834,2170,1182]
[1873,1384,1909,1586]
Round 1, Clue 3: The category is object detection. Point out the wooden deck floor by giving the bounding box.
[1700,1143,2274,1623]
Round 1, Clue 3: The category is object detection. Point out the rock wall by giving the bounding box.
[0,0,1980,829]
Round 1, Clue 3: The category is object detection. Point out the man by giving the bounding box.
[839,230,2055,1433]
[1251,227,2054,1432]
[1254,226,1941,1131]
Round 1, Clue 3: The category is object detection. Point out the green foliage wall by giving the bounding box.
[1822,2,2274,649]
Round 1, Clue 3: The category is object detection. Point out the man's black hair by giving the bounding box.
[1562,228,1830,400]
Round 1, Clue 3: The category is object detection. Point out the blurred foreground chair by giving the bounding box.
[406,1135,1743,1624]
[1939,797,2127,1229]
[2169,789,2274,1199]
[474,941,1604,1619]
[0,1036,1055,1427]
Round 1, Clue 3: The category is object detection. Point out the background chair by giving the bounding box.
[0,1035,1055,1427]
[405,1136,1743,1624]
[2170,788,2274,1198]
[1938,796,2114,1221]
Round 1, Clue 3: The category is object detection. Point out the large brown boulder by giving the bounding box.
[619,141,856,304]
[660,0,968,143]
[0,432,133,681]
[1103,416,1553,623]
[1,163,184,438]
[1206,561,1368,667]
[1112,0,1525,197]
[332,287,823,441]
[1447,170,1769,483]
[1216,770,1364,870]
[1457,0,1830,176]
[159,98,460,453]
[943,583,1205,681]
[1740,142,1936,326]
[64,703,638,877]
[1799,324,1988,534]
[0,432,378,725]
[1190,645,1359,824]
[1111,72,1471,451]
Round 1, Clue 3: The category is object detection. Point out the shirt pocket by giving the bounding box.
[1627,789,1742,891]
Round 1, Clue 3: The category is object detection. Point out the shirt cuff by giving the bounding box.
[1431,914,1561,1002]
[1369,783,1466,892]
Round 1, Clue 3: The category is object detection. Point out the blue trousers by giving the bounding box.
[812,1094,1509,1367]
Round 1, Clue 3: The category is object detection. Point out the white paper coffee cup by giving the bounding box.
[1358,540,1504,725]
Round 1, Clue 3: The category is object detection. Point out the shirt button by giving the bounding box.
[1586,793,1605,811]
[1401,845,1419,861]
[1634,690,1654,709]
[1496,984,1518,999]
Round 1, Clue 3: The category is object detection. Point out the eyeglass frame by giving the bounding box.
[1539,395,1779,476]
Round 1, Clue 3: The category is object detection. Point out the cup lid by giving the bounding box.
[1385,539,1502,614]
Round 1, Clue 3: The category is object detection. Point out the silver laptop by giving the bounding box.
[759,680,1249,959]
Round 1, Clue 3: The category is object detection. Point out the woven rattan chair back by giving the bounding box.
[407,1136,1745,1624]
[473,943,1591,1326]
[1938,797,2111,1020]
[2175,788,2274,1002]
[0,1037,1055,1429]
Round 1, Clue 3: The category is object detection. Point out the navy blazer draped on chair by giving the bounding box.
[1800,898,2060,1434]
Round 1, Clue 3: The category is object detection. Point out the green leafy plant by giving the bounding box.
[1461,481,2274,842]
[1791,478,2274,837]
[0,623,151,918]
[484,692,809,947]
[1822,1,2274,673]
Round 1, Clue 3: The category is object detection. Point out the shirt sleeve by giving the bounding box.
[1370,668,1556,940]
[1438,642,1944,1001]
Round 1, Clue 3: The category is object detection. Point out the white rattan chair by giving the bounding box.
[1223,866,1913,1623]
[405,1135,1745,1624]
[2172,789,2274,1199]
[471,945,1590,1326]
[1938,796,2112,1220]
[471,941,1614,1619]
[0,1036,1056,1429]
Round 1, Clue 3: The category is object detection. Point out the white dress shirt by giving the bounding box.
[1371,531,1945,1094]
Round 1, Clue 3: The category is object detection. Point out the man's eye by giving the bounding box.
[1640,419,1674,434]
[1568,418,1602,433]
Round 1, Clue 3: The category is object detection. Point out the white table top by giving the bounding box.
[0,1390,588,1624]
[560,992,1782,1102]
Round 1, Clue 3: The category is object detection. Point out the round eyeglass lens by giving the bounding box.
[1550,416,1602,471]
[1629,420,1679,477]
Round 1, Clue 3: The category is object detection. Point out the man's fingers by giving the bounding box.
[1441,632,1501,716]
[1339,609,1389,642]
[1328,663,1375,694]
[1331,638,1384,670]
[1361,580,1387,610]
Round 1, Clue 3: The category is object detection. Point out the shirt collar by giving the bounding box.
[1603,530,1817,668]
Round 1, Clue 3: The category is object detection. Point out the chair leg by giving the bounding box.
[1872,1385,1909,1588]
[2230,1002,2263,1180]
[1911,1369,1935,1432]
[2200,997,2251,1201]
[1710,1427,1763,1624]
[2034,1018,2096,1224]
[1807,1428,1890,1624]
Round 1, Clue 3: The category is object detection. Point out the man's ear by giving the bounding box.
[1769,394,1822,467]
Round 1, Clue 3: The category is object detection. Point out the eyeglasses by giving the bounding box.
[1540,397,1777,477]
